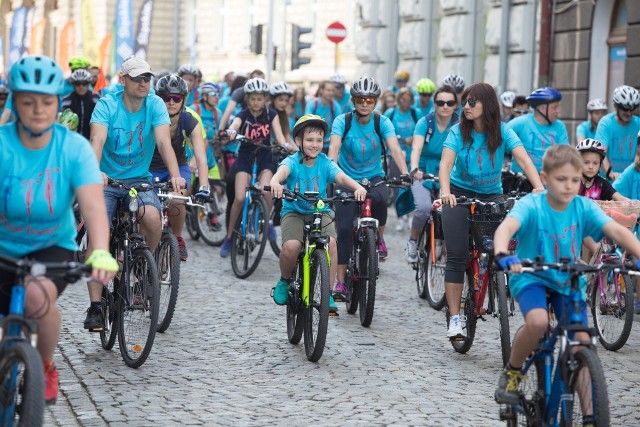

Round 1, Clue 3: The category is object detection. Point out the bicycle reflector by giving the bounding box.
[128,188,139,212]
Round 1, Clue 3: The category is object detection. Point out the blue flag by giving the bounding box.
[115,0,134,71]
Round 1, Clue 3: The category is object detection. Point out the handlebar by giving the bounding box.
[263,186,349,204]
[518,257,640,276]
[107,178,155,192]
[220,132,291,154]
[0,254,92,282]
[409,169,439,182]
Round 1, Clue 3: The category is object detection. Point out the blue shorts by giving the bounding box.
[234,149,274,175]
[516,281,588,327]
[149,165,192,185]
[104,178,161,225]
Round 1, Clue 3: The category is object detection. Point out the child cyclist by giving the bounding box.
[269,114,367,313]
[576,138,625,201]
[493,145,640,424]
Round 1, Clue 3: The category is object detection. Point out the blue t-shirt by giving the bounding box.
[414,99,434,118]
[508,193,611,298]
[595,113,640,173]
[612,163,640,199]
[444,123,522,194]
[293,101,305,121]
[508,114,569,173]
[384,107,418,162]
[279,152,342,216]
[305,98,341,147]
[189,103,221,141]
[575,120,595,141]
[413,114,456,178]
[331,113,396,180]
[90,91,170,180]
[0,124,102,258]
[335,92,351,114]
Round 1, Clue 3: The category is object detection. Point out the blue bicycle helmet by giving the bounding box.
[9,55,65,96]
[199,82,222,95]
[526,87,562,108]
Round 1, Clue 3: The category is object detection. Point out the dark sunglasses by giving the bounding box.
[618,105,636,112]
[461,98,478,108]
[395,79,408,84]
[354,97,376,105]
[513,108,530,115]
[73,82,89,87]
[161,94,183,103]
[435,100,457,107]
[129,75,152,83]
[419,92,433,97]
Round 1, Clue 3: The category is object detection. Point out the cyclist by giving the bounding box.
[85,56,185,331]
[509,87,569,173]
[190,82,224,177]
[328,76,410,297]
[219,77,289,257]
[61,69,100,139]
[595,85,640,179]
[577,138,625,201]
[61,56,92,96]
[0,55,117,404]
[576,98,608,143]
[442,74,466,115]
[269,114,367,312]
[414,78,436,117]
[292,87,307,121]
[177,64,200,106]
[492,145,640,422]
[219,69,265,132]
[499,90,516,122]
[270,82,295,145]
[388,70,418,99]
[511,95,530,119]
[330,73,351,113]
[405,85,459,263]
[0,83,15,124]
[150,74,210,261]
[439,82,543,338]
[376,89,396,112]
[305,80,341,153]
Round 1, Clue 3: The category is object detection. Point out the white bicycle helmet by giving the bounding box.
[442,74,466,92]
[244,78,270,95]
[350,76,381,98]
[69,69,93,83]
[499,91,516,108]
[176,64,199,77]
[586,98,608,112]
[576,138,606,159]
[270,82,293,97]
[612,85,640,110]
[329,73,348,85]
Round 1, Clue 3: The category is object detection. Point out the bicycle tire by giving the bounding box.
[447,269,476,353]
[359,228,378,327]
[304,249,330,362]
[559,348,609,427]
[195,181,227,247]
[185,207,200,240]
[495,271,512,366]
[231,196,269,279]
[425,237,447,310]
[117,248,159,368]
[416,223,428,299]
[591,271,634,351]
[503,351,545,427]
[0,340,44,426]
[100,277,119,350]
[345,261,359,315]
[156,231,180,333]
[269,200,282,257]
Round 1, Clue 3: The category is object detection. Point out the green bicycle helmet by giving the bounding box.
[68,56,91,70]
[416,78,436,95]
[56,108,79,131]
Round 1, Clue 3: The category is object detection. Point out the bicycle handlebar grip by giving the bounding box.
[263,185,271,191]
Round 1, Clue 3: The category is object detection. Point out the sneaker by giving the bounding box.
[447,316,463,337]
[44,361,59,405]
[209,215,222,231]
[635,300,640,314]
[268,224,277,242]
[378,237,388,260]
[404,238,418,263]
[333,282,348,302]
[329,294,338,314]
[273,278,290,305]
[83,305,104,331]
[394,217,405,231]
[176,236,188,261]
[220,237,232,258]
[494,368,525,405]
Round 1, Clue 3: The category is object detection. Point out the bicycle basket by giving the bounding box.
[468,213,506,251]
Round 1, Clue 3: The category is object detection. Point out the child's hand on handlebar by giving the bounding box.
[270,182,284,199]
[354,186,367,202]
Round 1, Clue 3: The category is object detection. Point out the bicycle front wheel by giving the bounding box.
[196,181,227,246]
[100,277,119,350]
[156,231,180,333]
[269,197,282,257]
[118,248,160,368]
[231,197,269,279]
[447,269,476,353]
[359,228,378,327]
[494,270,512,366]
[185,207,200,240]
[425,235,446,310]
[0,341,44,426]
[501,351,546,427]
[591,271,634,351]
[304,249,330,362]
[559,348,609,427]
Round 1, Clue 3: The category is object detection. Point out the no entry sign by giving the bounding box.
[326,21,347,44]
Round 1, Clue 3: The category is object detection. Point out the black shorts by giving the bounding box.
[0,246,76,316]
[234,149,274,176]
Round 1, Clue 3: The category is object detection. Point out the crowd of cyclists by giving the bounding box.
[1,51,640,425]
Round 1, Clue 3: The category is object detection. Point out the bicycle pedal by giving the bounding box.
[88,326,105,332]
[450,335,465,341]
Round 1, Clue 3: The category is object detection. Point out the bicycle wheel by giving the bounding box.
[359,228,378,327]
[559,348,609,427]
[502,352,546,427]
[196,181,227,246]
[494,270,512,366]
[304,249,330,362]
[287,271,304,345]
[425,236,447,310]
[416,224,428,299]
[185,207,200,240]
[117,248,159,368]
[0,341,44,426]
[269,199,282,257]
[100,277,118,350]
[156,232,180,333]
[446,269,476,353]
[231,196,269,279]
[591,271,634,351]
[345,260,359,315]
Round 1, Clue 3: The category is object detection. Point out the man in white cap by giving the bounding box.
[84,56,185,331]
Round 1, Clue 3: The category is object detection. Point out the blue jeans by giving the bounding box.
[104,178,161,225]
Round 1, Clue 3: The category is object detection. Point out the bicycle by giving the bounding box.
[498,258,637,426]
[264,186,336,362]
[444,195,520,366]
[190,172,227,247]
[100,179,160,368]
[0,254,90,425]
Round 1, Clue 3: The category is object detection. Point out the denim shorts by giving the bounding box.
[104,178,161,225]
[516,281,588,327]
[149,165,192,186]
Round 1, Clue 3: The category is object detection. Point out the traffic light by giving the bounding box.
[291,24,312,70]
[250,24,263,54]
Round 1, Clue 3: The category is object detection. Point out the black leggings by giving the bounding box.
[334,176,389,264]
[441,185,504,283]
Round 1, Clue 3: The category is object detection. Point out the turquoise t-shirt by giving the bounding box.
[575,120,595,141]
[335,92,351,114]
[0,124,102,257]
[90,91,170,180]
[189,104,222,168]
[331,113,396,180]
[384,107,418,162]
[444,122,522,194]
[279,152,342,216]
[413,114,456,178]
[414,99,434,118]
[508,193,611,298]
[612,164,640,199]
[508,114,569,173]
[294,101,305,120]
[305,98,341,148]
[595,113,640,173]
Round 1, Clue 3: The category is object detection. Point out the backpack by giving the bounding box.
[423,112,459,143]
[388,107,418,124]
[313,98,335,119]
[342,110,388,174]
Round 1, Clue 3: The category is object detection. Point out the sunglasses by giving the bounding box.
[513,108,530,115]
[461,98,478,108]
[161,94,184,103]
[354,97,376,105]
[129,75,152,83]
[204,91,220,98]
[435,100,457,107]
[419,92,433,97]
[395,79,408,84]
[618,105,636,112]
[73,82,89,87]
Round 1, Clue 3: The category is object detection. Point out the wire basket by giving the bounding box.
[468,213,507,251]
[593,200,640,216]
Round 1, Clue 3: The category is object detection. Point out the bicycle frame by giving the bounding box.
[301,209,331,308]
[240,161,260,240]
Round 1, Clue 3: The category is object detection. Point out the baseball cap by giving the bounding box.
[120,57,153,78]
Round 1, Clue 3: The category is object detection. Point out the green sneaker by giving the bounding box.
[329,294,338,313]
[494,368,524,405]
[273,279,290,305]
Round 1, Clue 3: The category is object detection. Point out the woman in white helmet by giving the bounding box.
[576,99,608,143]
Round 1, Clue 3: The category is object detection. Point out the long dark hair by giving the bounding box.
[459,83,502,153]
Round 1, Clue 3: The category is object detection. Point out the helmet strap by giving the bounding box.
[534,105,552,125]
[17,119,53,139]
[169,99,186,118]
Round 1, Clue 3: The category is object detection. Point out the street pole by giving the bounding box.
[334,44,338,73]
[498,0,510,94]
[266,0,275,82]
[172,0,180,71]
